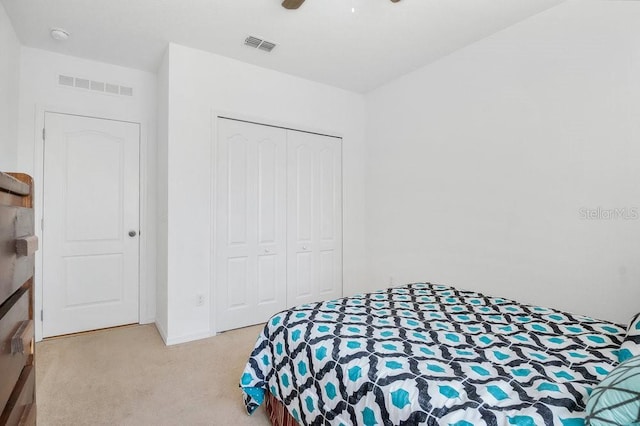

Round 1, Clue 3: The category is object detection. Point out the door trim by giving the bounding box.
[209,110,345,335]
[34,105,151,341]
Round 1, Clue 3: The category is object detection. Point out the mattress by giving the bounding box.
[241,283,625,425]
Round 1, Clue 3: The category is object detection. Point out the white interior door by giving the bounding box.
[215,118,287,332]
[42,112,140,337]
[287,130,342,307]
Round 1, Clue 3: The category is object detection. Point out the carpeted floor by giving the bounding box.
[36,323,271,426]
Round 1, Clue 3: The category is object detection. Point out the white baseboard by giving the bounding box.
[154,321,169,344]
[140,317,155,325]
[163,329,213,346]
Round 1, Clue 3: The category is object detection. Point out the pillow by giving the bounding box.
[619,313,640,363]
[586,355,640,426]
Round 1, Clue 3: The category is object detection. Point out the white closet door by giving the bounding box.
[287,130,342,307]
[215,119,287,332]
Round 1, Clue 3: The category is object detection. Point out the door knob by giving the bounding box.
[128,230,137,237]
[302,246,308,250]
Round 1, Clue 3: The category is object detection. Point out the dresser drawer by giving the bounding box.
[0,287,30,414]
[0,206,35,305]
[0,365,35,426]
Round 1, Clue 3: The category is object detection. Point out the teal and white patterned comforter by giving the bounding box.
[240,283,625,425]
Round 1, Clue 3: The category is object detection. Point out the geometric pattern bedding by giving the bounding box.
[241,283,626,426]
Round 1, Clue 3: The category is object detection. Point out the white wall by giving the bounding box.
[0,2,21,170]
[159,43,367,344]
[17,47,158,340]
[365,1,640,324]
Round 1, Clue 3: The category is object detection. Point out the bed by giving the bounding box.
[240,283,627,425]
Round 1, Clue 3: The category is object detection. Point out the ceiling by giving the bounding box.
[1,0,564,93]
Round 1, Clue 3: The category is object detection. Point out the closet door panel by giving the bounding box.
[319,250,335,294]
[295,145,313,243]
[216,119,287,332]
[257,254,277,304]
[287,131,342,307]
[227,138,249,245]
[227,257,249,308]
[319,137,343,301]
[319,146,336,242]
[258,140,278,245]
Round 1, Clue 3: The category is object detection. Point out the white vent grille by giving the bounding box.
[258,41,276,53]
[58,74,134,97]
[58,75,74,86]
[106,83,119,94]
[120,86,133,96]
[75,78,90,89]
[244,36,262,48]
[90,81,104,91]
[244,36,276,53]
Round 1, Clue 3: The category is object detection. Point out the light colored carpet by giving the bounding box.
[36,324,272,426]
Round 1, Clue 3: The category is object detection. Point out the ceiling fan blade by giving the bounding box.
[282,0,396,9]
[282,0,305,9]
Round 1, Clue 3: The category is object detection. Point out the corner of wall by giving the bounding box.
[154,320,169,345]
[154,45,170,339]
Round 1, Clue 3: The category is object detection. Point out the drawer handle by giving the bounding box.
[16,235,38,257]
[11,320,34,355]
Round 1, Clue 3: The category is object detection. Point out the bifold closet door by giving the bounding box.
[287,130,342,307]
[215,119,287,332]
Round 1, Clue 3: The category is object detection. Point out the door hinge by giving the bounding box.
[40,310,43,321]
[42,128,45,141]
[41,218,44,231]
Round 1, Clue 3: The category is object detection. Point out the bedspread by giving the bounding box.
[240,283,625,425]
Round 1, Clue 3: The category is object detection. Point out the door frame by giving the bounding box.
[209,110,345,335]
[34,105,151,341]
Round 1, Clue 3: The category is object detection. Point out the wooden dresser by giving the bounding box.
[0,172,37,426]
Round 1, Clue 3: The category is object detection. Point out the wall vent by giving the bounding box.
[58,75,74,87]
[244,36,276,53]
[58,74,134,97]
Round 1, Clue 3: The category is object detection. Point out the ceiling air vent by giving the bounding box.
[244,36,276,53]
[258,41,276,53]
[244,36,262,48]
